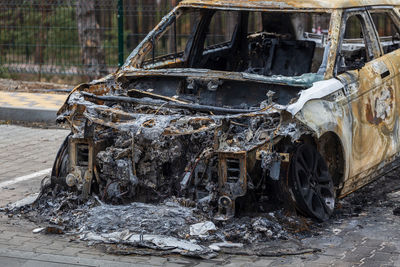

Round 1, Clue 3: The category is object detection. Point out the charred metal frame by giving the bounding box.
[67,138,94,198]
[217,152,247,217]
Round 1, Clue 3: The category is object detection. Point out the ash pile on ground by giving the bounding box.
[7,168,400,259]
[7,185,318,259]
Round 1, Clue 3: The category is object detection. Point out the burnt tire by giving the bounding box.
[289,144,335,222]
[50,133,71,187]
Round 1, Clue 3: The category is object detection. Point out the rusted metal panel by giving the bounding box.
[325,10,343,79]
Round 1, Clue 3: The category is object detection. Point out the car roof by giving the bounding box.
[179,0,399,10]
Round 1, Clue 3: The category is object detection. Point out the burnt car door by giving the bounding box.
[335,8,398,195]
[367,7,400,173]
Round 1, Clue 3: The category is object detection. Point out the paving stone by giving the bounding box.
[0,233,15,241]
[212,263,245,267]
[45,241,71,250]
[343,246,378,263]
[0,247,135,267]
[7,236,33,246]
[21,260,76,267]
[192,262,220,267]
[378,245,400,254]
[326,263,353,267]
[366,251,396,261]
[13,241,46,252]
[56,246,84,256]
[68,242,91,249]
[304,255,337,265]
[143,255,169,266]
[113,255,154,263]
[166,256,194,264]
[251,258,275,266]
[35,246,62,253]
[360,258,394,267]
[14,231,39,238]
[0,256,27,267]
[271,257,296,265]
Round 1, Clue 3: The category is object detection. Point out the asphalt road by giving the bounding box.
[0,124,399,266]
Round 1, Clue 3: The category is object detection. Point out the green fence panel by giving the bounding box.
[0,0,179,76]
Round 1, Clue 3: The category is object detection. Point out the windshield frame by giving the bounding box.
[120,6,342,80]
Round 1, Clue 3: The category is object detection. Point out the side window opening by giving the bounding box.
[197,11,241,70]
[337,14,374,74]
[142,9,201,67]
[204,11,238,50]
[370,11,400,54]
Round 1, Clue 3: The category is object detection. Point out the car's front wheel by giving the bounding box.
[288,144,335,221]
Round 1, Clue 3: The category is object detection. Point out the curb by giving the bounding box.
[0,106,57,123]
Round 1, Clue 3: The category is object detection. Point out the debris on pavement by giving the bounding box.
[32,227,45,234]
[189,221,216,236]
[5,193,39,211]
[43,225,65,235]
[80,231,217,259]
[6,186,319,258]
[210,242,243,249]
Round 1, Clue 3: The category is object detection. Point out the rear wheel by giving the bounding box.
[289,144,335,221]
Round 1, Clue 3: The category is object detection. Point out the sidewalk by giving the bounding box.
[0,91,68,123]
[0,125,70,206]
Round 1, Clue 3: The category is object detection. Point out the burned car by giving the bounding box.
[52,0,400,222]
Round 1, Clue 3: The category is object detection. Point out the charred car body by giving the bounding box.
[52,0,400,221]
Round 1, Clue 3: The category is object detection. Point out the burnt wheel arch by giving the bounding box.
[317,132,345,191]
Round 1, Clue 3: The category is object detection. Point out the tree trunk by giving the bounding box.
[167,0,176,53]
[76,0,107,79]
[34,2,51,65]
[126,0,139,52]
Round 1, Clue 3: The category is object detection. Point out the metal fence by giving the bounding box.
[0,0,179,77]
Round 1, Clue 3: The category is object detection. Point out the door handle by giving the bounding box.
[381,70,390,79]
